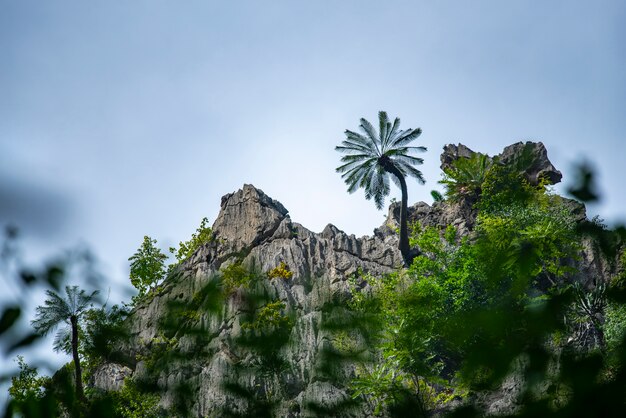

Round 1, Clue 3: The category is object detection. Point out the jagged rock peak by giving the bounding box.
[212,184,289,256]
[499,141,562,185]
[440,143,476,172]
[440,141,562,186]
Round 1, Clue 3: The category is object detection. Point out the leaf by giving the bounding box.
[46,264,64,290]
[19,270,37,285]
[0,307,20,335]
[567,162,600,202]
[8,333,41,353]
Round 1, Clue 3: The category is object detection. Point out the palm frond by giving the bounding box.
[401,164,426,184]
[385,117,402,148]
[342,130,379,153]
[378,111,389,148]
[31,286,98,340]
[359,118,382,156]
[53,326,72,354]
[393,154,425,166]
[390,128,422,148]
[336,111,426,211]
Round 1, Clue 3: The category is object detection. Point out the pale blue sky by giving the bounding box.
[1,0,625,384]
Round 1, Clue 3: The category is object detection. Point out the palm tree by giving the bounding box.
[336,111,426,264]
[31,285,99,400]
[439,152,492,203]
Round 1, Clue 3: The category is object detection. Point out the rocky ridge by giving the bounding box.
[105,184,405,416]
[94,141,614,416]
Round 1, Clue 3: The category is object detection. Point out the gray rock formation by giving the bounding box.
[91,363,132,392]
[440,143,476,172]
[98,184,404,416]
[380,141,565,242]
[93,144,616,417]
[440,141,562,186]
[499,141,562,185]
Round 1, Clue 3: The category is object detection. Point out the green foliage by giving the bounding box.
[431,190,444,202]
[346,170,587,415]
[128,236,167,298]
[604,300,626,357]
[220,260,255,295]
[242,301,292,332]
[475,194,578,286]
[351,359,406,416]
[8,356,49,403]
[439,153,492,202]
[478,162,538,213]
[267,262,293,280]
[81,305,130,380]
[169,217,213,266]
[335,111,426,210]
[136,333,179,376]
[110,378,162,418]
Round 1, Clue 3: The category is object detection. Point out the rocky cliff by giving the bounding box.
[104,184,406,416]
[94,141,615,417]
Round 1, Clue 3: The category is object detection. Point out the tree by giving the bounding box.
[129,235,167,297]
[336,111,426,264]
[31,285,99,401]
[169,217,213,268]
[8,355,48,403]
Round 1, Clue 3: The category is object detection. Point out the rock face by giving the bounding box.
[499,141,562,185]
[440,141,562,186]
[91,363,132,392]
[97,184,404,416]
[94,143,614,416]
[440,143,476,172]
[379,141,565,241]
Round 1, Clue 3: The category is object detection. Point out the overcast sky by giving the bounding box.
[1,0,625,384]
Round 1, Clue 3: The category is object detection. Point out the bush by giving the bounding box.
[221,261,255,295]
[267,262,293,280]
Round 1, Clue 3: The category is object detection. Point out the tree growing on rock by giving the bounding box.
[129,235,167,297]
[336,111,426,264]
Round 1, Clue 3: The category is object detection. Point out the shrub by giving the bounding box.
[221,261,255,295]
[267,262,293,280]
[439,153,492,202]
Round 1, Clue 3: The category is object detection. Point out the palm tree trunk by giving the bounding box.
[380,161,412,265]
[397,174,411,265]
[70,315,84,401]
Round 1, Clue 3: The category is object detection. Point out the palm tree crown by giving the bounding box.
[336,111,426,264]
[31,285,99,400]
[32,286,99,342]
[336,111,426,209]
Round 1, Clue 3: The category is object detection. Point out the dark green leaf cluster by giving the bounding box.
[439,153,492,203]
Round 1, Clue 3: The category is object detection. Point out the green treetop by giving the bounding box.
[128,236,167,297]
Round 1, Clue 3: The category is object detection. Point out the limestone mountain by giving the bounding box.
[92,141,618,417]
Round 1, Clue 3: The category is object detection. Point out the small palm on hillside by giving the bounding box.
[31,285,99,400]
[336,111,426,264]
[439,153,492,202]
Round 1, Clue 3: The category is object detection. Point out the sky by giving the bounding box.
[1,0,625,392]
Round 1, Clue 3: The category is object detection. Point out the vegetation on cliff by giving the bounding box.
[336,111,426,265]
[3,143,626,417]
